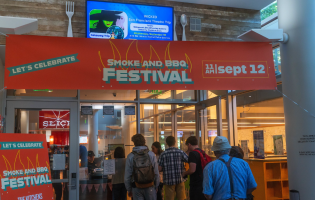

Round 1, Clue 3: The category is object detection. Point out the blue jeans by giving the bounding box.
[132,186,157,200]
[113,183,127,200]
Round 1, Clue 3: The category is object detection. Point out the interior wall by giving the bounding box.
[238,126,287,152]
[0,0,260,45]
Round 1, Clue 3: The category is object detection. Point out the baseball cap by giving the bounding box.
[88,151,95,157]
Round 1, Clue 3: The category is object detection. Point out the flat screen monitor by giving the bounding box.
[177,131,183,137]
[79,136,88,144]
[86,1,174,41]
[208,130,217,137]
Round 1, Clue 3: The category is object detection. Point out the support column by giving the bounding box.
[278,0,315,198]
[88,110,99,157]
[20,110,29,134]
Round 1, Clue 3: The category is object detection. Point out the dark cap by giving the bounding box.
[88,151,95,157]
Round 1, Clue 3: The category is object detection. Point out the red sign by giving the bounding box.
[0,133,54,200]
[5,35,277,90]
[39,111,70,129]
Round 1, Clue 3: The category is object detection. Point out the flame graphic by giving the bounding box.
[109,40,122,68]
[14,150,26,173]
[98,41,192,73]
[185,53,193,73]
[0,151,49,179]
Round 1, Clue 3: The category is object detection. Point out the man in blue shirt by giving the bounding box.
[203,136,257,200]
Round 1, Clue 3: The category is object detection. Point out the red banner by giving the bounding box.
[0,133,54,200]
[5,35,276,90]
[39,111,70,129]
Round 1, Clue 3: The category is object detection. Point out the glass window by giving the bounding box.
[157,104,172,114]
[7,89,77,97]
[175,90,195,101]
[221,99,228,138]
[140,90,171,99]
[158,113,172,150]
[140,90,196,100]
[14,108,70,198]
[261,1,277,21]
[208,91,218,99]
[79,103,136,200]
[140,104,154,149]
[177,106,196,151]
[236,97,286,155]
[206,105,217,155]
[80,90,136,100]
[273,47,281,76]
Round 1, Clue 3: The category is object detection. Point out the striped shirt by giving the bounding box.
[203,154,257,200]
[158,147,188,185]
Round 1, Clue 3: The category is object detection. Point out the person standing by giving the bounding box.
[124,134,160,200]
[112,147,127,200]
[152,142,164,200]
[183,136,211,200]
[158,136,188,200]
[203,136,257,200]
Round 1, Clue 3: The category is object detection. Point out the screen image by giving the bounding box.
[86,1,173,41]
[80,136,88,144]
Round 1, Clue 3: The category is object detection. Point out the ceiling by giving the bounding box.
[167,0,275,10]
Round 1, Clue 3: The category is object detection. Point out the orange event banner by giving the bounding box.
[5,35,276,90]
[0,133,54,200]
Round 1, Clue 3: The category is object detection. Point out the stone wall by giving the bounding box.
[0,0,261,44]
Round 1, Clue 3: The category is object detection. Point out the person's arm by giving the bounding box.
[151,153,160,190]
[203,164,214,200]
[183,163,196,177]
[124,154,133,194]
[158,166,163,172]
[182,150,189,162]
[183,152,197,176]
[204,194,212,200]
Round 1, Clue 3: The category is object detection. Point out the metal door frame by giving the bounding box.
[6,100,79,200]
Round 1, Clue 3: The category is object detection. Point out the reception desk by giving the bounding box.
[245,157,289,200]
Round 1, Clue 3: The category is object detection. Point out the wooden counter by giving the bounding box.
[246,157,289,200]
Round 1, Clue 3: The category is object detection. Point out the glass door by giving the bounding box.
[6,100,79,200]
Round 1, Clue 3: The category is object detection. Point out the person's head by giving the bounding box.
[114,147,125,158]
[88,151,95,163]
[131,134,146,146]
[166,136,176,147]
[229,146,244,159]
[152,142,163,155]
[211,136,231,158]
[185,136,198,151]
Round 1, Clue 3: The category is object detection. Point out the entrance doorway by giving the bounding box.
[6,100,79,200]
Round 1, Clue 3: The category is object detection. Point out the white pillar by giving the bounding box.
[278,0,315,198]
[20,110,29,134]
[88,110,99,157]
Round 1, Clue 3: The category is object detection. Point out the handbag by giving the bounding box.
[219,157,254,200]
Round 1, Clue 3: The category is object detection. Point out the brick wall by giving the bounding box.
[0,0,261,44]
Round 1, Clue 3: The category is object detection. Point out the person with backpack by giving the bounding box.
[124,134,160,200]
[183,136,211,200]
[158,136,188,200]
[203,136,257,200]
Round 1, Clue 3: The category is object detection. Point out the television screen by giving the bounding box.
[86,1,174,41]
[80,136,88,144]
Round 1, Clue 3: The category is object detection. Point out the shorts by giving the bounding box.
[164,182,186,200]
